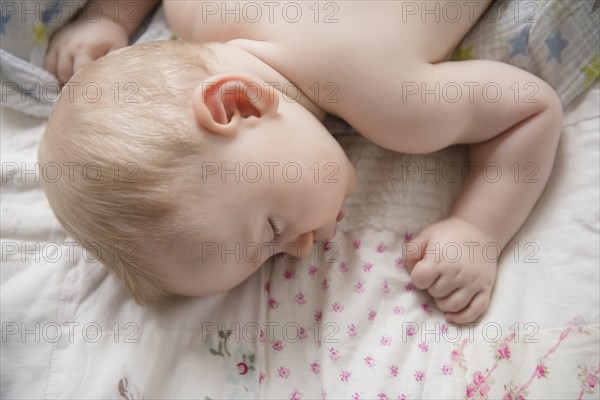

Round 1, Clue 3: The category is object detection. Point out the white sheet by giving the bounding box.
[1,81,598,399]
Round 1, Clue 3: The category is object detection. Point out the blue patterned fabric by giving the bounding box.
[453,0,599,107]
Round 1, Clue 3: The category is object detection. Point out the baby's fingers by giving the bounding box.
[56,49,75,85]
[73,52,95,75]
[444,291,490,325]
[403,235,427,273]
[410,258,439,290]
[44,47,59,80]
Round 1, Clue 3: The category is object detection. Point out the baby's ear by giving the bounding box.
[192,74,279,135]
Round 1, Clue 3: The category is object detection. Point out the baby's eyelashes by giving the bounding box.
[268,217,282,241]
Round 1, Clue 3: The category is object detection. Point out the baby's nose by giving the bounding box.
[284,231,315,259]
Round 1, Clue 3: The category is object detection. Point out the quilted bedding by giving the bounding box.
[1,1,599,399]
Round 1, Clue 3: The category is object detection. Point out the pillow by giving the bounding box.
[452,0,599,107]
[0,1,172,117]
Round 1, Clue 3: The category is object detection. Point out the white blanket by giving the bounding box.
[2,1,600,398]
[1,79,598,398]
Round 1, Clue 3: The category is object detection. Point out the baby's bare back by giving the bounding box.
[164,0,491,139]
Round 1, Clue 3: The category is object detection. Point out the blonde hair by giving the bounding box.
[38,41,215,305]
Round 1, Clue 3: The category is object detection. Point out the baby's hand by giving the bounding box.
[404,216,498,324]
[45,17,129,84]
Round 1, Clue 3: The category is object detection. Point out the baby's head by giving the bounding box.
[38,40,356,305]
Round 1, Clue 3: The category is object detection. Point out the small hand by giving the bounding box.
[45,17,129,84]
[404,216,498,324]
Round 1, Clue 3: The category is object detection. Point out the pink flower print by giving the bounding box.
[339,262,349,272]
[472,371,485,386]
[586,373,598,388]
[368,310,377,322]
[422,303,432,314]
[323,241,332,251]
[362,262,373,272]
[268,298,279,310]
[451,349,460,361]
[309,361,320,375]
[321,388,327,400]
[314,311,322,322]
[340,370,351,382]
[376,243,386,253]
[236,366,253,378]
[259,372,266,384]
[404,233,414,242]
[354,281,365,294]
[381,280,390,294]
[353,240,361,249]
[441,364,453,375]
[347,324,358,337]
[380,336,392,346]
[415,370,425,382]
[497,342,511,360]
[364,355,376,368]
[332,302,344,313]
[406,325,416,337]
[321,278,329,291]
[534,364,546,378]
[351,393,360,400]
[272,340,284,352]
[284,269,295,280]
[395,257,404,269]
[294,292,307,305]
[290,389,302,400]
[466,385,476,399]
[308,265,319,277]
[378,393,388,400]
[329,347,340,362]
[259,329,265,344]
[398,395,407,400]
[478,384,491,397]
[393,305,405,315]
[264,281,270,292]
[418,342,429,352]
[297,327,308,340]
[440,324,449,334]
[278,366,290,378]
[405,283,416,292]
[390,365,399,377]
[502,392,525,400]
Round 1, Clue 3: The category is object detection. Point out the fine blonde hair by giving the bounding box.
[38,40,215,305]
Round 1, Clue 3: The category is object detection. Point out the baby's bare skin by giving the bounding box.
[45,0,563,323]
[163,1,562,323]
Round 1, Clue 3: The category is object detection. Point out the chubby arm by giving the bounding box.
[45,0,160,83]
[394,60,562,323]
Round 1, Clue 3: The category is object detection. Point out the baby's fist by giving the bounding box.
[404,217,498,324]
[45,17,129,84]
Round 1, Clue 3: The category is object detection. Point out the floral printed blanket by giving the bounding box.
[1,1,599,398]
[1,82,598,399]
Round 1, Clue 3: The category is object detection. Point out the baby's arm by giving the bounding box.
[45,0,160,84]
[401,60,562,324]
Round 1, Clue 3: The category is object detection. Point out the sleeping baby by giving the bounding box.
[38,0,563,324]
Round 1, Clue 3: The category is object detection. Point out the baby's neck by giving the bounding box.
[203,41,327,121]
